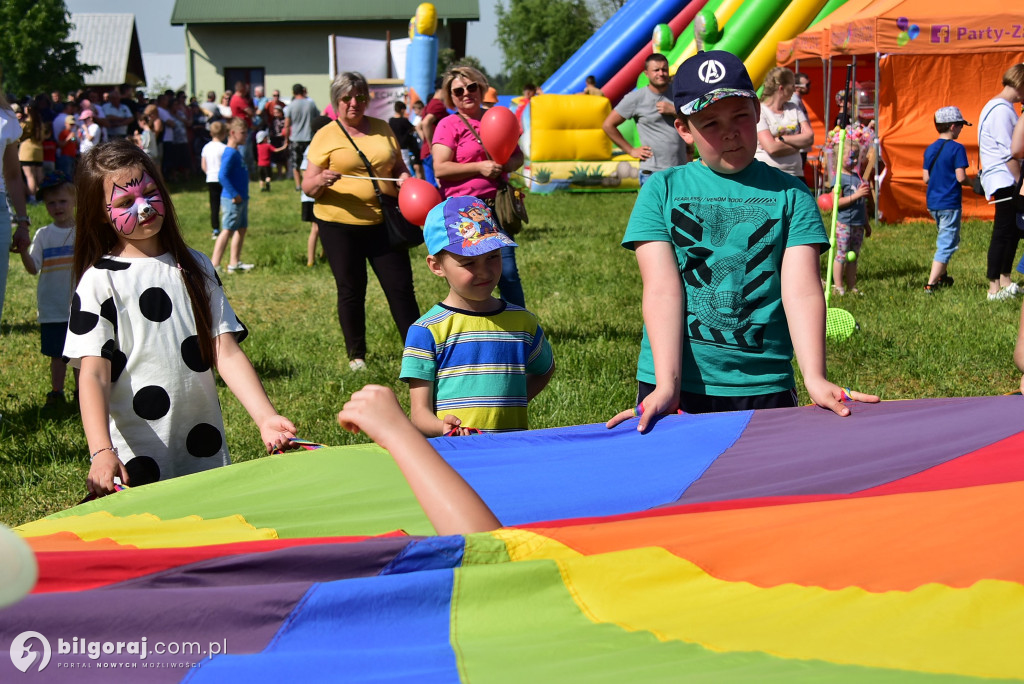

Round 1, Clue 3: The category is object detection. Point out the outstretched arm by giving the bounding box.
[80,356,129,496]
[606,241,683,431]
[338,385,500,535]
[214,332,296,452]
[782,244,879,414]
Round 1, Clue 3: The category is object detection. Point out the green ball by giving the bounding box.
[846,250,857,262]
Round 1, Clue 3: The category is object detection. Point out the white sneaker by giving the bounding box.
[1007,282,1021,296]
[988,288,1014,301]
[227,262,254,273]
[348,359,367,372]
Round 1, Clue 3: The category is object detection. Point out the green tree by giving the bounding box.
[437,49,491,81]
[0,0,94,96]
[496,0,595,92]
[588,0,627,27]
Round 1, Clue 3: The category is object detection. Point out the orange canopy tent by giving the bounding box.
[780,0,1024,222]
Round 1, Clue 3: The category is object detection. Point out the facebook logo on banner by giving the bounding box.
[931,25,950,43]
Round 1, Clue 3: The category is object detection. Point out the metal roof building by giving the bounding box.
[69,13,146,87]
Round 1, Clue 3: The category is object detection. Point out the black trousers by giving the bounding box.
[637,381,798,415]
[207,182,222,232]
[986,185,1021,280]
[317,220,420,359]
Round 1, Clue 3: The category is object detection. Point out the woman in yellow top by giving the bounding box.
[302,72,420,372]
[18,103,45,202]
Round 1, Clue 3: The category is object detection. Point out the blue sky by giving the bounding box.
[64,0,505,73]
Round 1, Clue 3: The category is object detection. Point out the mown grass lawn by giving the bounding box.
[2,180,1021,526]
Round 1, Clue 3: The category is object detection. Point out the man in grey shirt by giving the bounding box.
[284,83,319,190]
[602,54,689,185]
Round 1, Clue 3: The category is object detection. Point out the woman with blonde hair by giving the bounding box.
[754,66,813,182]
[0,84,33,323]
[432,65,527,306]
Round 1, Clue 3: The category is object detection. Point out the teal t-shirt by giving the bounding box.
[622,160,828,396]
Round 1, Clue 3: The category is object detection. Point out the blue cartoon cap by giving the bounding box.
[423,196,518,256]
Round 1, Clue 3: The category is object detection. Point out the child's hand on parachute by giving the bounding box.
[87,449,129,497]
[807,377,879,416]
[260,415,297,453]
[442,414,475,437]
[606,385,681,433]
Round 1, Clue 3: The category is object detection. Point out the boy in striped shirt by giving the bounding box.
[401,196,554,435]
[20,171,78,404]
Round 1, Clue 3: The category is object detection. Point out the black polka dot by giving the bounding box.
[139,288,173,322]
[94,258,130,271]
[180,335,210,373]
[68,294,99,335]
[186,423,223,458]
[109,349,128,382]
[99,296,118,333]
[132,385,170,420]
[234,317,249,344]
[124,455,161,486]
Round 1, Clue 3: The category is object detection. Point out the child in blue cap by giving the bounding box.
[401,196,554,436]
[608,50,879,432]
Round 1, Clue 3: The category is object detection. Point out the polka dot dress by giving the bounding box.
[64,250,245,481]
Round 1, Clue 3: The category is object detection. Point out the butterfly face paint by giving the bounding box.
[106,172,165,236]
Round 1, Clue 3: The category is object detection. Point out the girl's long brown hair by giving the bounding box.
[73,140,216,365]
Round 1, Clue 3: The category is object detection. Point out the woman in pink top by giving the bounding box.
[432,66,526,307]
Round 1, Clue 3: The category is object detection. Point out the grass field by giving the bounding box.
[2,179,1022,526]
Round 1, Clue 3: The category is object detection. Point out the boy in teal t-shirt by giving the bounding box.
[609,51,878,431]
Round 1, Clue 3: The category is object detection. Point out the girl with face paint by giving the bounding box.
[65,140,297,498]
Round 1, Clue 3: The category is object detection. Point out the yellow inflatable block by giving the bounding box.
[530,94,612,162]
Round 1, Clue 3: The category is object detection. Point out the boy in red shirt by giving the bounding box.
[56,116,78,177]
[255,130,275,192]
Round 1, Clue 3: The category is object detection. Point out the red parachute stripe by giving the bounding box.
[31,532,408,593]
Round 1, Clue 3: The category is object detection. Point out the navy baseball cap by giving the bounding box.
[424,196,517,256]
[673,50,757,116]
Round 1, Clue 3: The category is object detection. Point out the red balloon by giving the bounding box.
[398,178,443,226]
[817,193,834,212]
[480,106,520,165]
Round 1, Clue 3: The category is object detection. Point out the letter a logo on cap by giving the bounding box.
[698,60,726,84]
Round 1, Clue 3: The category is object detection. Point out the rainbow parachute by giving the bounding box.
[2,396,1023,680]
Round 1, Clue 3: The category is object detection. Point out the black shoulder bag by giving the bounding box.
[973,102,1015,196]
[335,120,423,250]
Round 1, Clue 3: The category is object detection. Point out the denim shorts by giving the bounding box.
[930,208,961,264]
[221,198,248,231]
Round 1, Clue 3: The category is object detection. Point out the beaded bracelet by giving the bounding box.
[91,446,119,459]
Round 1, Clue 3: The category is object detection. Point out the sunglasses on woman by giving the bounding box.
[451,82,479,98]
[340,94,369,104]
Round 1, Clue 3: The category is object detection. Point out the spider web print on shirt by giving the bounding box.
[670,201,778,350]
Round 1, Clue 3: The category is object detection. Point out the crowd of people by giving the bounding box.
[6,52,1024,533]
